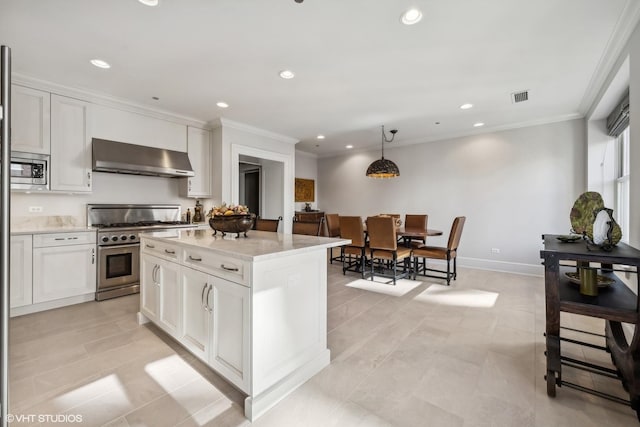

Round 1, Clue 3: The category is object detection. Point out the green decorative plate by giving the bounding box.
[565,272,614,288]
[556,235,582,243]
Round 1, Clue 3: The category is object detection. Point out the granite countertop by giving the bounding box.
[11,225,96,235]
[140,229,349,262]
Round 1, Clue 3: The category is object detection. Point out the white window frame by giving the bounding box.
[615,126,630,243]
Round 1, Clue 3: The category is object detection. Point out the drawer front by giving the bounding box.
[141,239,181,261]
[183,248,249,287]
[33,231,96,248]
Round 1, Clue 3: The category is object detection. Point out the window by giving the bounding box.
[615,126,630,243]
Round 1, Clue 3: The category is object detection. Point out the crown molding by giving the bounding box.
[210,118,299,145]
[12,73,209,128]
[314,113,584,159]
[578,0,640,115]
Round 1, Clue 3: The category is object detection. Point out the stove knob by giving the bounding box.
[111,236,118,242]
[101,236,109,243]
[129,234,137,240]
[120,235,128,241]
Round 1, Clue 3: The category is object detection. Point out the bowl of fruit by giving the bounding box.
[208,203,256,237]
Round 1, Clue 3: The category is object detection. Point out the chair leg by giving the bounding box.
[453,257,457,280]
[360,248,365,279]
[446,254,451,286]
[392,254,397,286]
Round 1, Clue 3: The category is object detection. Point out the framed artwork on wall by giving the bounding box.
[295,178,315,202]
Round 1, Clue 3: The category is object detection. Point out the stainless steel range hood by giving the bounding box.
[92,138,195,178]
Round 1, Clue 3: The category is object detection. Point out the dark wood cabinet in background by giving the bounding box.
[294,211,324,223]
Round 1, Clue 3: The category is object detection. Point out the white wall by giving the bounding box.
[294,150,318,211]
[318,119,586,274]
[262,160,284,220]
[11,173,212,224]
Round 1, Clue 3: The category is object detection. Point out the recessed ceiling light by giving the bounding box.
[138,0,159,6]
[345,145,353,149]
[216,101,229,108]
[460,103,473,110]
[401,8,423,25]
[316,135,325,140]
[473,122,485,127]
[279,70,295,79]
[152,96,159,101]
[90,59,111,69]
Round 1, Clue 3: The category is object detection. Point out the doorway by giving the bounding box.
[239,162,261,216]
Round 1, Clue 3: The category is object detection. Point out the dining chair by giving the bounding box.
[338,216,367,278]
[403,214,428,247]
[325,214,342,263]
[292,217,325,236]
[412,216,466,285]
[378,214,402,228]
[255,216,282,232]
[366,216,412,285]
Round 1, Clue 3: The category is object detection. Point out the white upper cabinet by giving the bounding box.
[11,85,51,154]
[180,126,212,198]
[92,104,187,151]
[50,94,92,192]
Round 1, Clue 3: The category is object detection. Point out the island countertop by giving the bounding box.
[140,228,349,262]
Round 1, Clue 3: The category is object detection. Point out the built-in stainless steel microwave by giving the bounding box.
[10,152,49,191]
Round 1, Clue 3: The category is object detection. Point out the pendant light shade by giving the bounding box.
[366,125,400,178]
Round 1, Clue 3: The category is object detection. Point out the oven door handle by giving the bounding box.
[99,243,140,251]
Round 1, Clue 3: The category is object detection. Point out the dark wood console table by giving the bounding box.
[540,234,640,420]
[294,211,324,223]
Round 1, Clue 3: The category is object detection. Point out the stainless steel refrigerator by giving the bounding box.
[0,45,11,427]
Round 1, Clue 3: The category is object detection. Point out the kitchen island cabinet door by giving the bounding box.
[180,126,212,198]
[11,85,51,154]
[10,235,33,309]
[180,266,211,362]
[140,254,160,322]
[33,243,96,303]
[209,276,251,393]
[50,94,92,192]
[157,257,181,336]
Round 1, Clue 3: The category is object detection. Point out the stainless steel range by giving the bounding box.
[88,204,194,301]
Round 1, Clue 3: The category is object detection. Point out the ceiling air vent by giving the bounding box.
[511,90,529,103]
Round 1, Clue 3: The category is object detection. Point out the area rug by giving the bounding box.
[414,284,499,308]
[346,277,422,297]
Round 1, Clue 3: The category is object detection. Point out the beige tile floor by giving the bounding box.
[8,263,639,426]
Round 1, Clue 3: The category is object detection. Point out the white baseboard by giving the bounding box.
[424,257,543,277]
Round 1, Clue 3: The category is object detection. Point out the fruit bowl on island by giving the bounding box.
[208,204,256,237]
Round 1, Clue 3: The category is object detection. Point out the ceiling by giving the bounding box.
[0,0,636,156]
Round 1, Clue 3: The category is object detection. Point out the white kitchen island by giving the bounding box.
[138,229,348,421]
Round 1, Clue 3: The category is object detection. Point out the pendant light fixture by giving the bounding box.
[366,125,400,178]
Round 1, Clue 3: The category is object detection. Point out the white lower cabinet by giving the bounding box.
[10,235,33,308]
[180,266,211,361]
[140,254,181,336]
[142,248,251,393]
[209,275,251,392]
[33,242,96,304]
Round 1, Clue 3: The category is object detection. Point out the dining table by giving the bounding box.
[397,227,443,247]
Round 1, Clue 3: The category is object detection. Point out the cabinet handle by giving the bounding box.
[67,237,78,240]
[188,179,192,192]
[92,248,95,264]
[54,237,65,240]
[221,264,239,272]
[87,171,91,187]
[201,283,208,309]
[164,249,175,254]
[188,255,202,262]
[146,244,155,249]
[152,264,159,284]
[205,284,213,312]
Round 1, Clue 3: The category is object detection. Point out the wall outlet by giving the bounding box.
[28,206,43,213]
[491,248,500,254]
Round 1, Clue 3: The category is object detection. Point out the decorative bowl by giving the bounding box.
[209,213,256,237]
